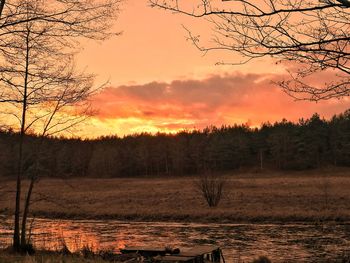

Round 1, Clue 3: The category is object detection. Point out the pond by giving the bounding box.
[1,218,350,262]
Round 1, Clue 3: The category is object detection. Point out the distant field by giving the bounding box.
[0,169,350,223]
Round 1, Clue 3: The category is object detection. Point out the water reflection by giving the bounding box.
[0,218,349,262]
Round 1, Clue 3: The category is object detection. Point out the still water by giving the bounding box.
[0,218,349,262]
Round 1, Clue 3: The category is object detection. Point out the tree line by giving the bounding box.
[0,110,349,178]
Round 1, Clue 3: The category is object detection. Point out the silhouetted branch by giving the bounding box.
[150,0,350,100]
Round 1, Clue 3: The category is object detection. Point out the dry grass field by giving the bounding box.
[0,169,349,223]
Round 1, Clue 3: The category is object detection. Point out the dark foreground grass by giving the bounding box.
[0,250,110,263]
[2,247,349,263]
[0,169,349,223]
[0,246,140,263]
[0,249,276,263]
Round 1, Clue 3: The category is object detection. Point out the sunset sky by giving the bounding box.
[77,0,350,138]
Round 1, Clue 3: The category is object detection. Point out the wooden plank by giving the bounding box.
[121,246,166,253]
[180,245,220,256]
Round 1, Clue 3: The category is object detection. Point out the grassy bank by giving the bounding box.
[0,249,275,263]
[0,169,350,223]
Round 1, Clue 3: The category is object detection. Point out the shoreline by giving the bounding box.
[2,211,349,225]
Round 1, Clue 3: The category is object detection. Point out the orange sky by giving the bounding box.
[76,0,350,138]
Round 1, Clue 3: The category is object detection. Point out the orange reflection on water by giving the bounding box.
[31,220,100,252]
[2,217,349,262]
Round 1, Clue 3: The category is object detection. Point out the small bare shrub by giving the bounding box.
[195,173,226,207]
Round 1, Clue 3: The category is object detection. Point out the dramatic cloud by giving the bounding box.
[88,73,350,137]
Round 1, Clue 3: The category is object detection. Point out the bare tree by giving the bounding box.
[0,0,121,251]
[150,0,350,101]
[195,172,226,207]
[0,0,120,38]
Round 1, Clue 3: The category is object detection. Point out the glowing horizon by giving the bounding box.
[75,72,349,138]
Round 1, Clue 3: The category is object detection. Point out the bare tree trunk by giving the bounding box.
[13,25,30,251]
[0,0,5,18]
[21,138,43,248]
[13,91,27,251]
[13,137,23,250]
[20,177,35,246]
